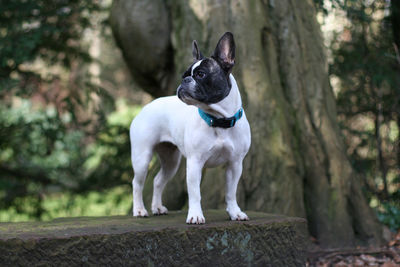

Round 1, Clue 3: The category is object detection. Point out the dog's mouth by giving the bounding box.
[177,85,186,100]
[177,87,203,107]
[177,86,194,102]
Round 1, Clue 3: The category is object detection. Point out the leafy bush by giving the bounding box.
[0,100,86,217]
[0,99,141,221]
[376,202,400,232]
[0,0,149,221]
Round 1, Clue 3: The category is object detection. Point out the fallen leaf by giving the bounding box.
[334,260,348,267]
[360,254,376,262]
[381,262,398,267]
[354,258,365,267]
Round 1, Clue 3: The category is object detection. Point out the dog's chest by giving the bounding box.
[203,132,235,168]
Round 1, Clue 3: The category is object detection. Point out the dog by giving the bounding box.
[129,32,251,224]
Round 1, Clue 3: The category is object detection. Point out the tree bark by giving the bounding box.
[391,0,400,169]
[110,0,383,247]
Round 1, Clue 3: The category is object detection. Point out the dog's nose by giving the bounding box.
[182,77,192,84]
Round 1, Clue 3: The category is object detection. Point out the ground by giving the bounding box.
[307,231,400,266]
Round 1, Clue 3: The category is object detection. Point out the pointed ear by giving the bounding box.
[212,32,235,74]
[192,40,204,61]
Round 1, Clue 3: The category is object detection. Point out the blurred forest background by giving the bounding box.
[0,0,399,244]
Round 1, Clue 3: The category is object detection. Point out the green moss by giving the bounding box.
[0,210,300,240]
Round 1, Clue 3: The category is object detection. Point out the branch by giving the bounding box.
[394,43,400,66]
[0,164,53,185]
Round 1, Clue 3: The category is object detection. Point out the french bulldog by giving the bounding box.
[129,32,251,224]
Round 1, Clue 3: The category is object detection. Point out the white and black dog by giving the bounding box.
[129,32,251,224]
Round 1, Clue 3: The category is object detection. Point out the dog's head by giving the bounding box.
[177,32,235,106]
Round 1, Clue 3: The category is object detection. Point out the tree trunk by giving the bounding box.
[391,0,400,168]
[110,0,383,247]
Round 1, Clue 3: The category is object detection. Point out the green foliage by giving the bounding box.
[0,0,143,221]
[0,185,132,222]
[81,100,141,192]
[0,100,85,216]
[313,0,341,14]
[0,98,141,220]
[323,0,400,229]
[0,0,101,90]
[377,202,400,232]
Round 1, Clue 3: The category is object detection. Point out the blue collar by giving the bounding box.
[198,107,243,128]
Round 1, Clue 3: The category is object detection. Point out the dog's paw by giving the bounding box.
[133,208,149,217]
[186,210,205,224]
[152,205,168,215]
[228,210,249,221]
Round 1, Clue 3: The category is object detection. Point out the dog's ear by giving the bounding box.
[192,40,204,61]
[212,32,235,74]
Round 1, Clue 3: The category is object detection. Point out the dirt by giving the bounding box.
[307,231,400,266]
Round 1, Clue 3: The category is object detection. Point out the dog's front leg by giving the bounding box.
[186,158,205,224]
[225,161,249,221]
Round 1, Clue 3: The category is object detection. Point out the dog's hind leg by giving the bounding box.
[131,148,153,217]
[151,142,182,215]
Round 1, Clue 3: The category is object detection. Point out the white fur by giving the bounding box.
[130,75,251,223]
[191,59,203,76]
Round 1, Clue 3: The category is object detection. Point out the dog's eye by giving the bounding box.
[195,71,206,79]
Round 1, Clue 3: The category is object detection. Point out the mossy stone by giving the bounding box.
[0,210,308,266]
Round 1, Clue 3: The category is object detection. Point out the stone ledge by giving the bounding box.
[0,210,308,266]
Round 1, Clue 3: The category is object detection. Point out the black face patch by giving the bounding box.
[181,62,194,79]
[179,58,231,104]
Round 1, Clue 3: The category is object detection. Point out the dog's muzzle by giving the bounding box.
[182,76,193,84]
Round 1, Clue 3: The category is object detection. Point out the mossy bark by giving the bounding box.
[0,210,307,266]
[110,0,383,247]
